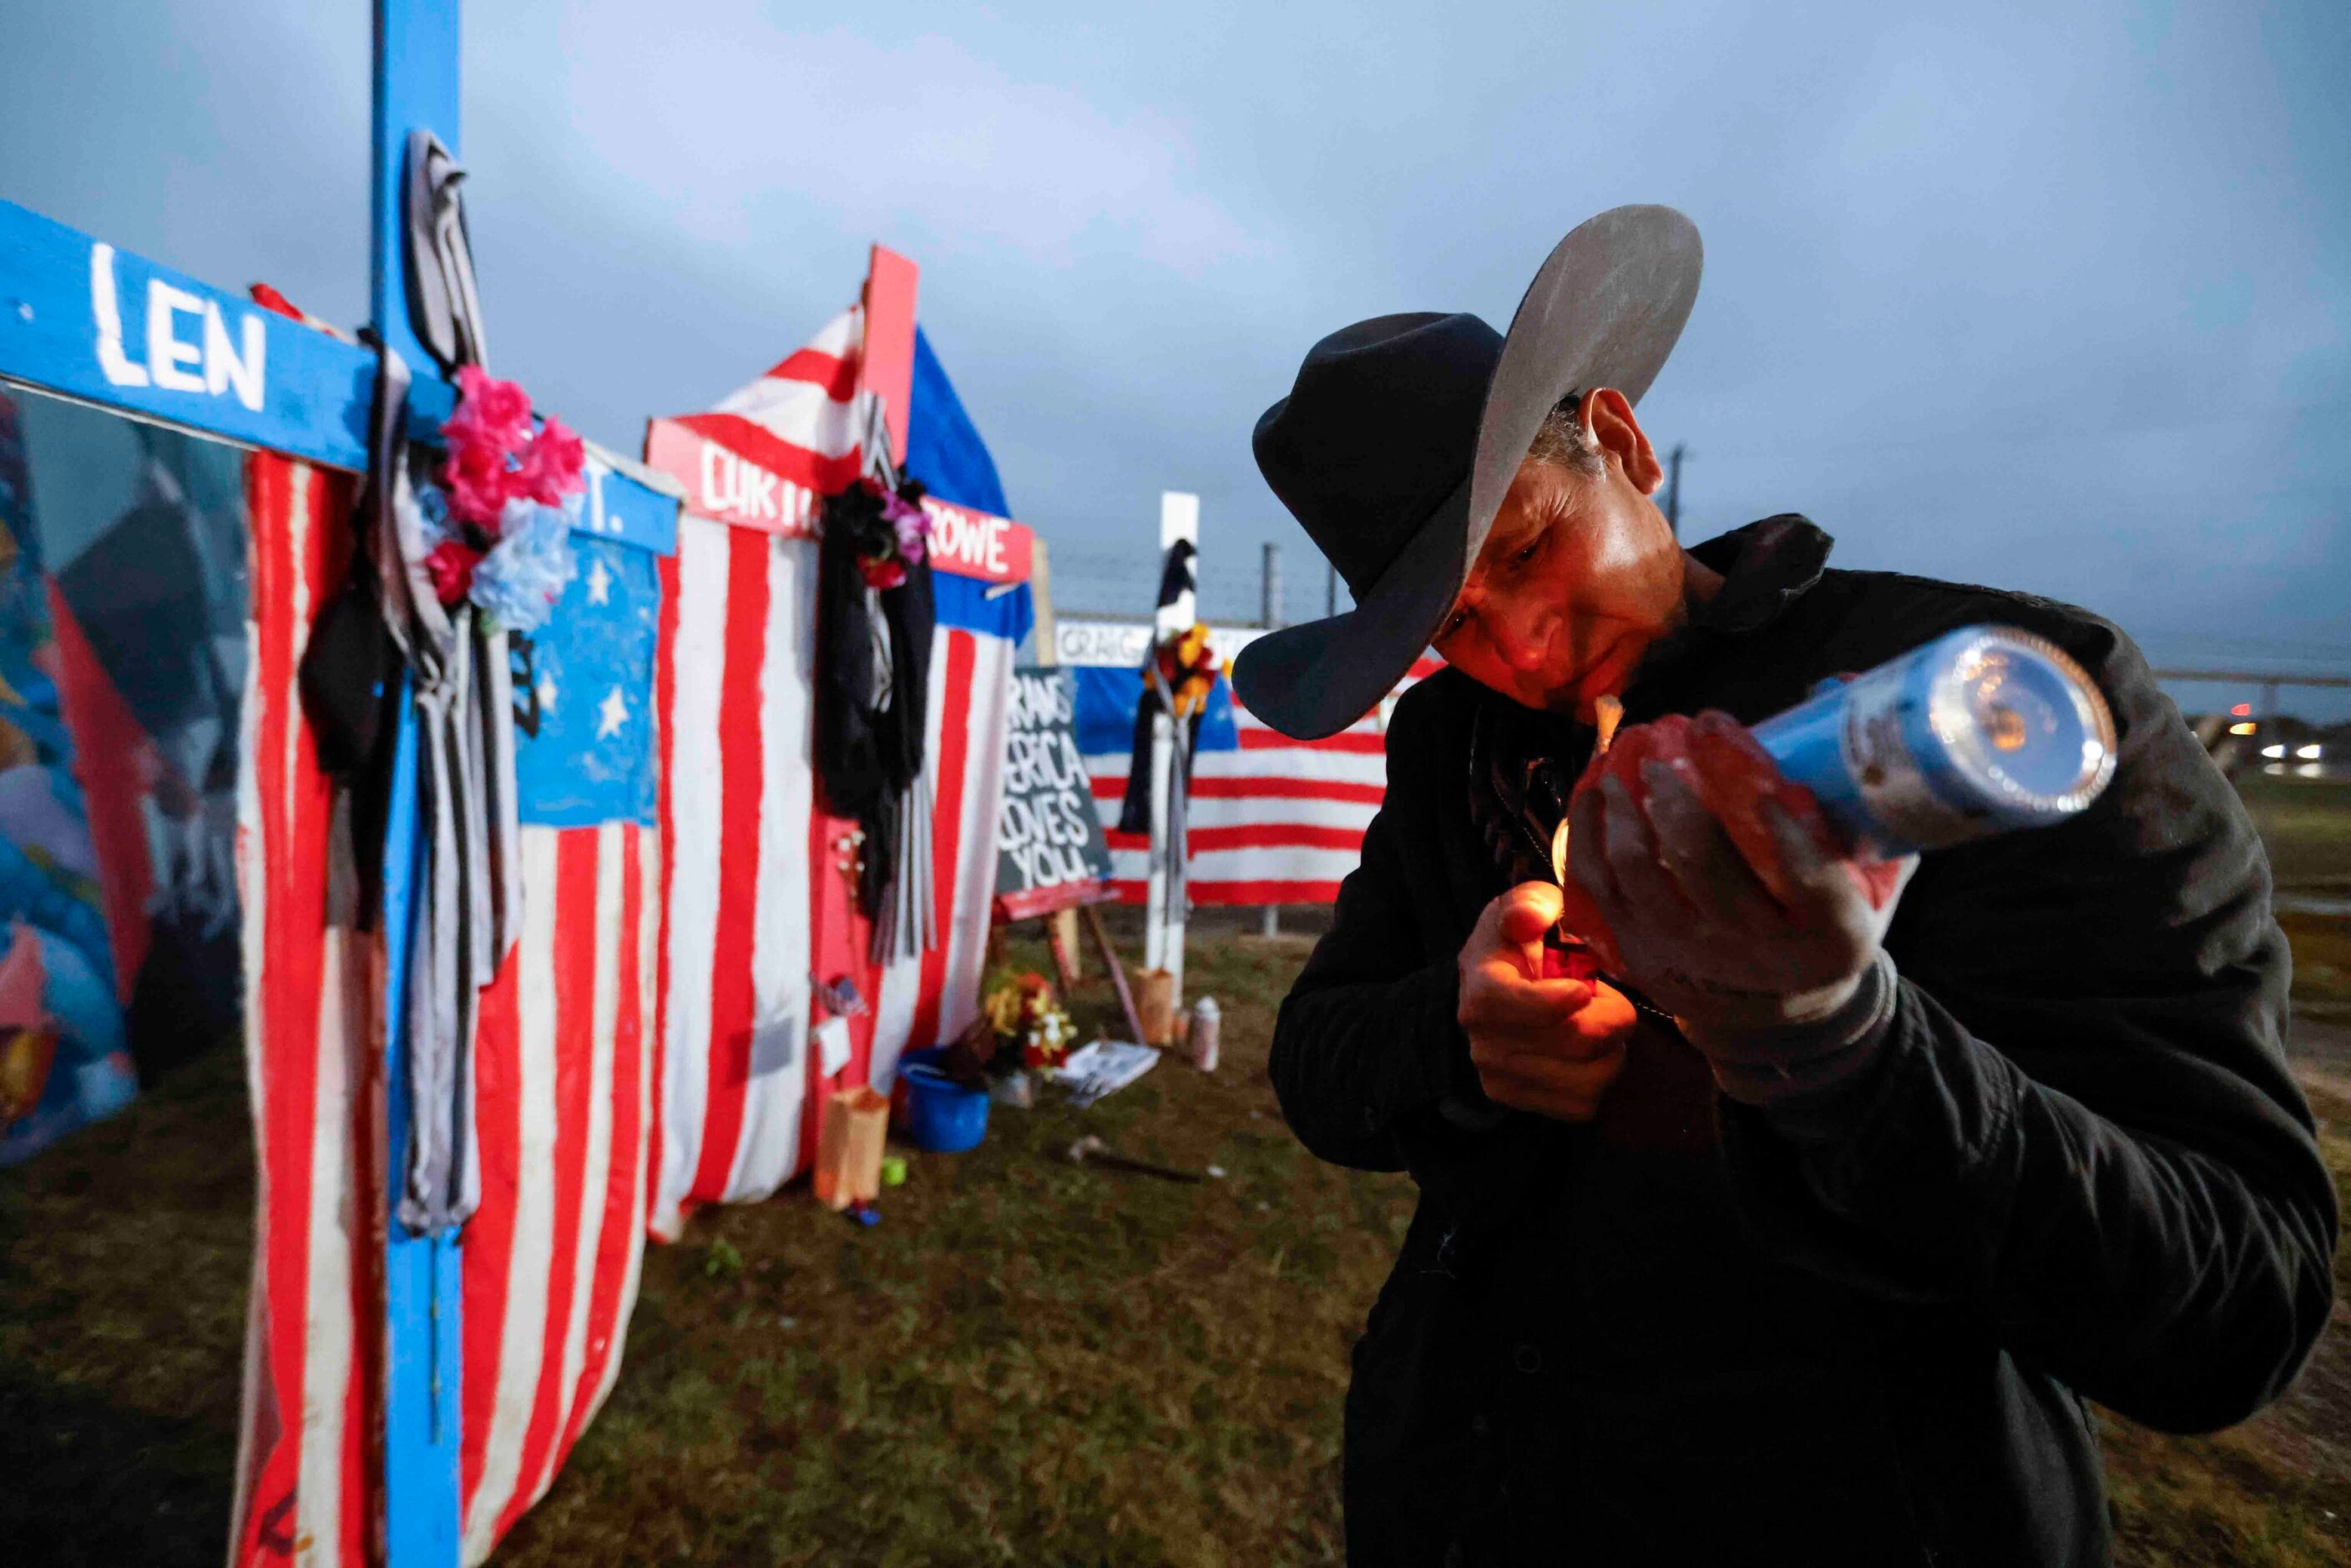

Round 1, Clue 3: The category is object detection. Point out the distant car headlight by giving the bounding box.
[2229,721,2257,736]
[2297,743,2323,760]
[2262,745,2286,758]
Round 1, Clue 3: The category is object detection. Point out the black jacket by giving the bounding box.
[1268,518,2337,1567]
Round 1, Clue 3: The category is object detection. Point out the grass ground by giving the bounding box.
[2242,771,2351,893]
[4,789,2351,1565]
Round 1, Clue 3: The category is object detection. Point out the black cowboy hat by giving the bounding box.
[1232,205,1702,740]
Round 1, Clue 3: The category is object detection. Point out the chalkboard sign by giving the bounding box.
[995,665,1116,920]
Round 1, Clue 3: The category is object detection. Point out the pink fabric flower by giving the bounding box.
[441,367,550,527]
[424,539,482,604]
[882,492,932,563]
[512,417,586,505]
[447,366,533,448]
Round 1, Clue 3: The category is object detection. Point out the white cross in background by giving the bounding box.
[586,555,613,605]
[596,684,629,741]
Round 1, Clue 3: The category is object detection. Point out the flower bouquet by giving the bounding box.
[822,474,933,590]
[1155,622,1222,718]
[942,969,1076,1091]
[418,365,585,635]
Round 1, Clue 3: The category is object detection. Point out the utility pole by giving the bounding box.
[1145,492,1199,1004]
[1259,542,1283,940]
[1664,443,1688,537]
[1326,559,1337,616]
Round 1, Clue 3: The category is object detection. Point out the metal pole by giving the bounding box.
[1326,559,1337,616]
[1258,541,1283,937]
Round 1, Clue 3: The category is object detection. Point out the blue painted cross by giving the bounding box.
[0,6,685,1564]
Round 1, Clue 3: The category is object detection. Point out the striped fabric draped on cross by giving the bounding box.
[644,301,1033,1241]
[650,507,822,1230]
[457,527,665,1565]
[230,451,671,1568]
[229,453,381,1567]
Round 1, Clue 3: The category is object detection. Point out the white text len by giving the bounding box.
[90,244,265,413]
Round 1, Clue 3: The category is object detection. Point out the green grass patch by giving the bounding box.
[492,928,1398,1566]
[2283,913,2351,1024]
[4,901,2348,1563]
[2241,771,2351,891]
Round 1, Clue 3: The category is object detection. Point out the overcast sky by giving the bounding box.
[3,0,2344,708]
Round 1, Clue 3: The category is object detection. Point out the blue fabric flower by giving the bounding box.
[469,494,579,635]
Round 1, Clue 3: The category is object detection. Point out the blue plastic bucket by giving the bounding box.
[889,1046,946,1131]
[902,1062,990,1153]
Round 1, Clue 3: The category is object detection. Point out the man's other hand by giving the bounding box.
[1457,883,1636,1120]
[1565,711,1915,1048]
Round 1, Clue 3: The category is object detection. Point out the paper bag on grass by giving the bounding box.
[1138,968,1178,1047]
[813,1086,890,1211]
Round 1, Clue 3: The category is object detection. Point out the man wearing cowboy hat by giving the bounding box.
[1236,206,2335,1565]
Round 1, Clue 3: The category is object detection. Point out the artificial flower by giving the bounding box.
[424,539,482,605]
[438,369,586,534]
[880,488,932,563]
[468,494,579,635]
[511,417,587,507]
[977,969,1074,1076]
[826,476,932,593]
[442,434,515,529]
[447,366,533,450]
[1156,622,1223,719]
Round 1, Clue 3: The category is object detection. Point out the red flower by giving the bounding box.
[423,539,482,604]
[444,456,514,530]
[857,555,906,591]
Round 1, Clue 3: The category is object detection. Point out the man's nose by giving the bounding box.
[1492,599,1557,675]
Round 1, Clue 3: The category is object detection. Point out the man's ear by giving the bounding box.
[1582,388,1663,496]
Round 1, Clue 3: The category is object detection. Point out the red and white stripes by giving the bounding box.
[459,821,659,1565]
[649,512,820,1237]
[229,453,378,1568]
[227,276,1028,1563]
[649,304,841,1240]
[231,451,664,1568]
[645,285,1029,1232]
[660,307,871,515]
[1087,657,1441,904]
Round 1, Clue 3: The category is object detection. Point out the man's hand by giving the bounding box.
[1564,711,1914,1051]
[1458,883,1636,1120]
